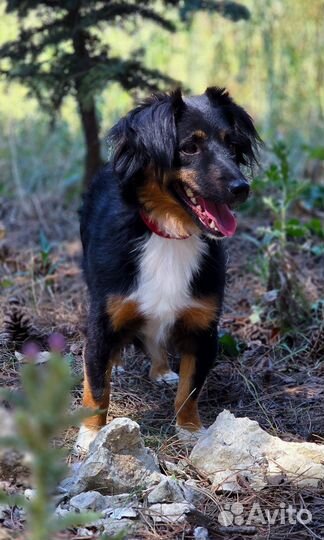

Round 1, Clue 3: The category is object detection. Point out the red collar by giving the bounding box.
[139,210,191,240]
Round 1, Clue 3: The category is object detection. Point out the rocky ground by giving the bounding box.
[0,194,324,539]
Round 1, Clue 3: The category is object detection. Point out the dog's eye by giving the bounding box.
[181,142,200,155]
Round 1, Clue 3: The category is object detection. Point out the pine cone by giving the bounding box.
[0,298,41,349]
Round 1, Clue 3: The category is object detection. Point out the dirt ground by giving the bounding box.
[0,194,324,539]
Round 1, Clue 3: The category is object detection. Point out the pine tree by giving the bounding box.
[0,1,250,187]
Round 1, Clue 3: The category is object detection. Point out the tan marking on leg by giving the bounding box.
[107,296,143,332]
[178,296,219,331]
[82,362,112,431]
[149,348,170,380]
[145,338,178,383]
[175,354,202,431]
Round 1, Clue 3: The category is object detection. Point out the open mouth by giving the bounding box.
[175,184,237,238]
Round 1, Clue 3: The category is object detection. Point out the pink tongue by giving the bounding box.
[198,197,237,237]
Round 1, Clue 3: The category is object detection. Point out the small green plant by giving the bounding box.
[258,141,309,248]
[219,331,240,357]
[36,230,57,276]
[0,336,99,540]
[254,142,312,331]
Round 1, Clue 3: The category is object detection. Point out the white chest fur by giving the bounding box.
[129,234,208,342]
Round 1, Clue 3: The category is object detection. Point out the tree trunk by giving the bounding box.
[77,93,102,188]
[70,7,102,189]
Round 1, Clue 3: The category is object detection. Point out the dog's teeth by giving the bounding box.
[209,220,219,231]
[185,188,194,197]
[190,197,197,205]
[197,205,202,211]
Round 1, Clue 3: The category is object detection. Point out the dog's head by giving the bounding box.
[109,87,261,238]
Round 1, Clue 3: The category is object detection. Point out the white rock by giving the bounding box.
[24,488,36,500]
[101,517,137,536]
[0,408,15,438]
[54,504,71,518]
[15,350,51,365]
[74,425,98,454]
[57,475,75,495]
[148,502,194,523]
[190,410,324,492]
[182,479,205,505]
[194,527,209,540]
[90,417,143,453]
[147,477,185,504]
[109,507,137,520]
[163,460,181,475]
[69,491,108,512]
[101,494,137,512]
[176,425,207,444]
[0,504,10,520]
[76,529,93,538]
[68,418,159,496]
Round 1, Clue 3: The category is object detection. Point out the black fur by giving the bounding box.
[80,86,261,430]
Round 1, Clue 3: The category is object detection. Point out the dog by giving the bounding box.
[75,87,260,451]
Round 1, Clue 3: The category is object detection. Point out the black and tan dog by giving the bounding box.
[75,87,260,451]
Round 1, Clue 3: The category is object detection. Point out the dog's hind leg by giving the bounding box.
[146,338,179,385]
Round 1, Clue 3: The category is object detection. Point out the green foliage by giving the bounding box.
[179,0,250,21]
[258,141,308,247]
[0,0,249,112]
[251,141,324,247]
[0,0,249,184]
[0,115,84,195]
[0,349,99,540]
[38,230,55,275]
[219,331,240,357]
[249,142,319,332]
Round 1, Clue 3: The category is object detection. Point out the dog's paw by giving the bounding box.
[73,425,99,455]
[175,425,207,445]
[153,370,179,385]
[112,364,125,376]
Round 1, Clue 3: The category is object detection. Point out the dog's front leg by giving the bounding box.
[74,305,115,453]
[175,330,218,441]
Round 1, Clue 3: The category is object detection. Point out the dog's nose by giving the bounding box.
[228,179,250,202]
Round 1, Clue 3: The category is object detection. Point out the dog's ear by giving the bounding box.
[206,86,262,168]
[109,89,185,183]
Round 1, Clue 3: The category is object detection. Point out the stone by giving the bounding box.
[109,507,137,520]
[69,491,137,514]
[148,502,194,523]
[54,505,71,518]
[24,488,36,500]
[68,418,159,496]
[176,425,207,444]
[0,504,10,520]
[76,529,93,538]
[182,479,206,505]
[147,477,185,504]
[57,475,75,495]
[194,527,209,540]
[69,491,108,512]
[190,409,324,492]
[90,417,144,453]
[101,517,137,536]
